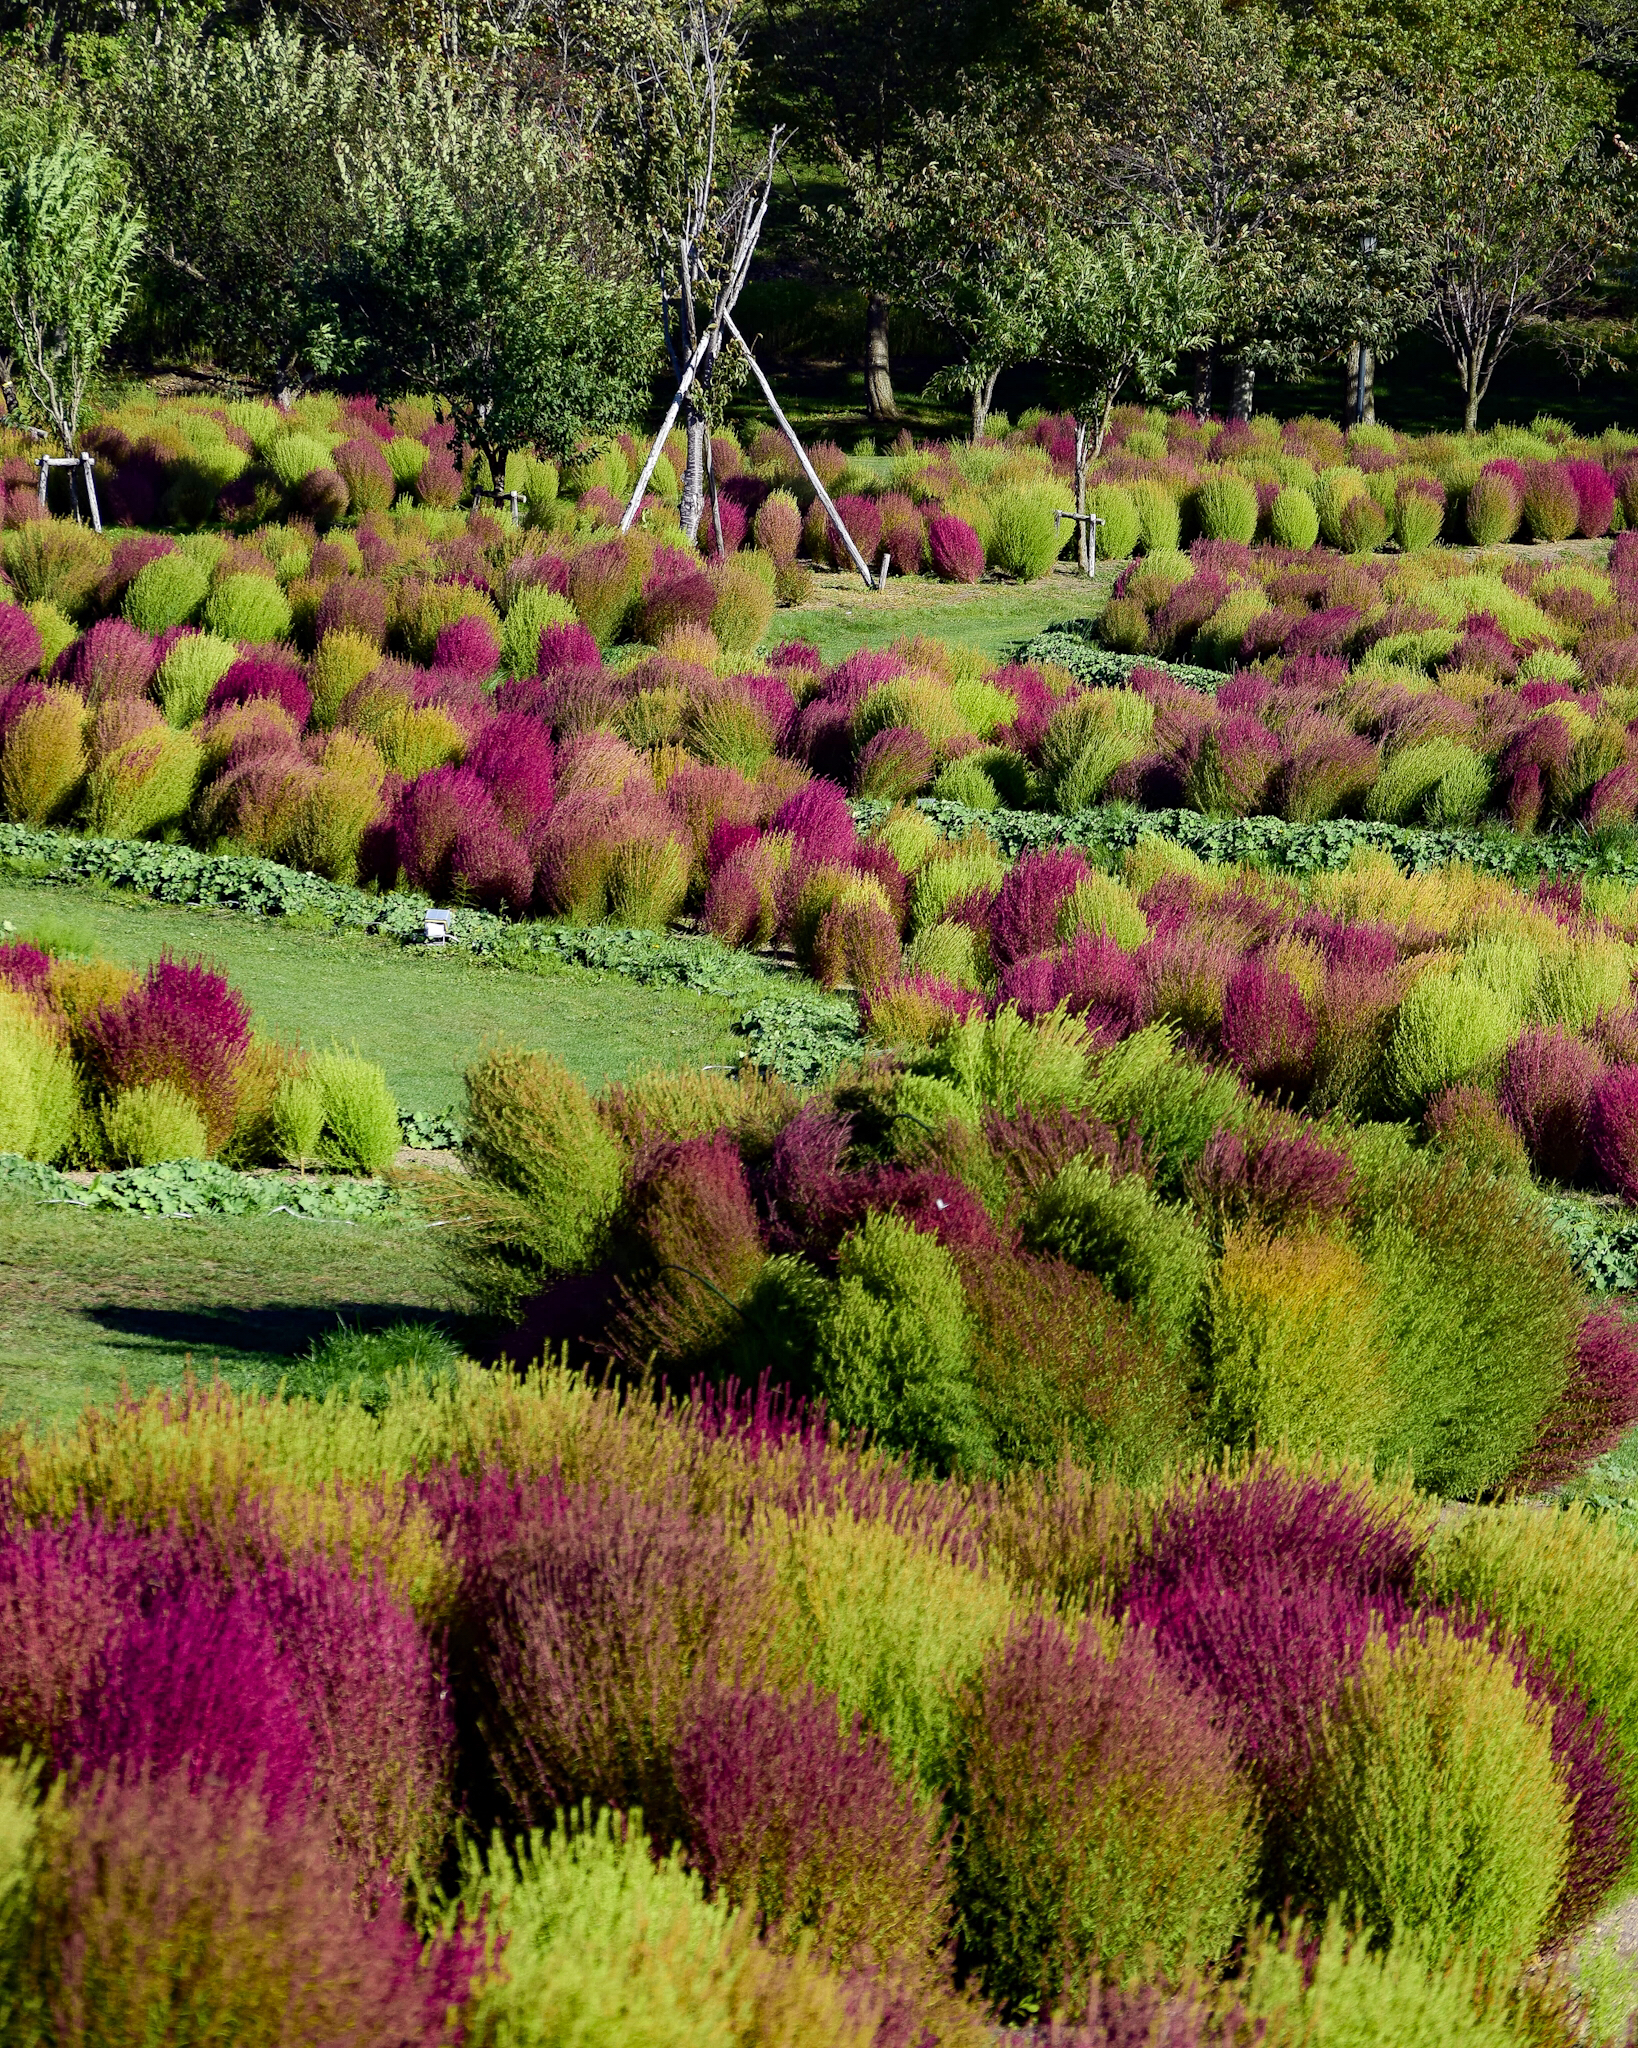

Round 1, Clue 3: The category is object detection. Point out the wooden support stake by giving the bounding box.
[722,309,882,590]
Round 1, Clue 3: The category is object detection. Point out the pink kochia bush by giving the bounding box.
[79,953,252,1149]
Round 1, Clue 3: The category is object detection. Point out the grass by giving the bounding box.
[0,876,742,1116]
[0,1193,479,1430]
[775,564,1115,667]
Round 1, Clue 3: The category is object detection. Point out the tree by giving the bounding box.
[1070,0,1386,418]
[318,70,658,480]
[99,19,372,396]
[822,83,1051,438]
[0,131,142,453]
[624,0,783,542]
[744,0,1036,419]
[1413,74,1623,430]
[1042,223,1216,563]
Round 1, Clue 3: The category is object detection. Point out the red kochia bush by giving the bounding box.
[205,657,313,731]
[465,713,555,836]
[0,600,42,689]
[25,1773,453,2046]
[1190,1126,1355,1232]
[673,1677,952,1979]
[53,618,157,707]
[392,765,533,912]
[0,1516,153,1756]
[80,955,252,1151]
[953,1616,1252,2018]
[1511,1307,1638,1491]
[315,574,390,648]
[433,613,501,678]
[0,938,53,991]
[612,1132,766,1364]
[1499,1026,1605,1183]
[1219,957,1316,1096]
[927,513,985,584]
[1587,1064,1638,1202]
[771,776,857,865]
[67,1586,314,1823]
[475,1480,772,1840]
[989,847,1091,968]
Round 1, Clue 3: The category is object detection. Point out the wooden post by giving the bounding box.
[80,454,101,535]
[722,309,882,591]
[620,319,723,534]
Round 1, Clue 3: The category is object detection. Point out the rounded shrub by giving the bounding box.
[1195,474,1259,545]
[332,437,394,517]
[263,432,333,489]
[1293,1617,1568,1963]
[954,1615,1254,2019]
[308,1049,399,1174]
[1587,1065,1638,1202]
[0,985,79,1161]
[455,1046,625,1306]
[1085,483,1139,560]
[987,488,1062,582]
[927,512,985,583]
[753,489,802,565]
[1524,463,1580,542]
[1125,478,1180,555]
[710,556,776,658]
[123,553,209,635]
[1268,486,1319,550]
[1465,467,1524,544]
[155,632,238,726]
[1205,1224,1392,1462]
[0,687,86,825]
[1337,492,1390,554]
[204,573,293,647]
[1394,477,1446,552]
[815,1209,994,1475]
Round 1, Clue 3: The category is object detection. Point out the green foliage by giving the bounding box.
[1268,486,1319,549]
[1360,1151,1580,1495]
[1386,968,1517,1109]
[1428,1504,1638,1889]
[1367,739,1477,825]
[204,572,293,645]
[0,1152,399,1217]
[263,432,331,487]
[1086,483,1138,559]
[268,1317,461,1412]
[1293,1619,1568,1963]
[502,582,578,679]
[1086,1024,1244,1191]
[917,1003,1092,1118]
[1196,472,1259,544]
[123,553,209,634]
[774,1507,1017,1793]
[315,73,658,482]
[453,1045,624,1308]
[987,487,1062,581]
[156,631,239,726]
[1024,1155,1210,1360]
[0,987,78,1162]
[271,1064,325,1167]
[815,1210,994,1474]
[101,1079,209,1166]
[307,1048,399,1173]
[1205,1225,1393,1461]
[81,725,202,840]
[0,131,143,452]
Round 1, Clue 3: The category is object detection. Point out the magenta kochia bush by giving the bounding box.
[611,1131,767,1364]
[205,655,314,730]
[1511,1306,1638,1491]
[989,846,1089,968]
[1499,1027,1605,1182]
[673,1677,953,1982]
[53,617,157,706]
[23,1772,459,2048]
[469,1478,775,1840]
[79,953,252,1150]
[952,1614,1254,2019]
[1587,1065,1638,1203]
[68,1584,314,1822]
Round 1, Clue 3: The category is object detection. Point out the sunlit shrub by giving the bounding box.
[0,686,85,824]
[306,1048,399,1174]
[81,722,202,839]
[954,1616,1254,2018]
[205,572,293,645]
[987,488,1062,581]
[0,984,79,1161]
[79,954,251,1153]
[3,517,107,613]
[1294,1617,1568,1963]
[1268,485,1319,550]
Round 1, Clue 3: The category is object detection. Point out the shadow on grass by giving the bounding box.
[84,1300,497,1363]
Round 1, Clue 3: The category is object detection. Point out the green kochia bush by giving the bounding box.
[814,1211,994,1475]
[987,488,1062,582]
[1024,1157,1211,1363]
[449,1045,625,1310]
[1196,474,1259,545]
[1427,1504,1638,1889]
[123,553,209,633]
[309,1048,400,1174]
[1292,1619,1569,1965]
[1358,1148,1580,1495]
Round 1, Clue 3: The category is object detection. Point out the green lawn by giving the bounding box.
[0,876,741,1116]
[0,1194,477,1431]
[777,563,1115,667]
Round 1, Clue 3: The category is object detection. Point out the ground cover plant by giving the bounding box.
[0,1361,1629,2043]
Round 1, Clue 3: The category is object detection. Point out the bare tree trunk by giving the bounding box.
[865,294,896,421]
[1190,349,1216,415]
[1463,357,1482,434]
[679,403,709,542]
[1228,360,1255,421]
[970,368,1002,441]
[1343,341,1376,426]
